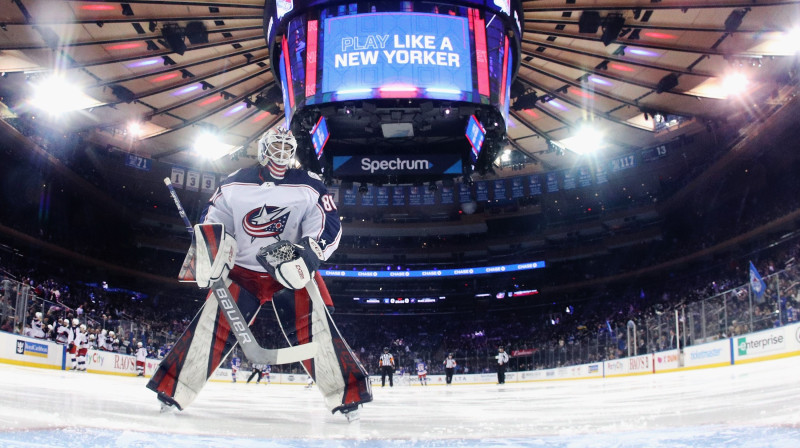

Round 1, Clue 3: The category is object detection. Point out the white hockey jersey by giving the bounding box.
[136,347,148,362]
[73,329,87,349]
[55,324,70,344]
[200,166,342,272]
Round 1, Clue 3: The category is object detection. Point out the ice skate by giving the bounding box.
[157,392,181,413]
[338,404,361,423]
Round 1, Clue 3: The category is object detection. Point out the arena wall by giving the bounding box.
[2,322,799,384]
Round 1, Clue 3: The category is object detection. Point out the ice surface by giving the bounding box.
[1,357,799,447]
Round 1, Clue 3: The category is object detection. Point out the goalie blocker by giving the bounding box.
[147,223,372,416]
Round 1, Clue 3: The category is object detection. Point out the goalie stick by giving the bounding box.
[163,177,317,365]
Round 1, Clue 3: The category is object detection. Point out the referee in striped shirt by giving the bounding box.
[379,347,395,387]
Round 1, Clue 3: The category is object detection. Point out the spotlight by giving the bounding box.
[127,121,143,138]
[29,76,94,114]
[559,124,604,156]
[722,73,749,95]
[193,130,229,159]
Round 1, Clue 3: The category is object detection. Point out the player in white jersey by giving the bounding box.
[55,318,70,345]
[74,324,88,371]
[97,329,107,350]
[27,312,45,339]
[135,342,148,376]
[416,361,428,386]
[67,318,79,369]
[148,128,371,419]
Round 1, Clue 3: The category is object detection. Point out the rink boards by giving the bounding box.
[2,322,800,384]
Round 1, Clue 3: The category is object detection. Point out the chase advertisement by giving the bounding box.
[322,13,472,97]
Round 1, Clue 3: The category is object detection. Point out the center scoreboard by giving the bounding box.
[262,0,523,181]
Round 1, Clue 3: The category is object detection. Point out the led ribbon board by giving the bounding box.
[321,261,545,278]
[322,13,472,99]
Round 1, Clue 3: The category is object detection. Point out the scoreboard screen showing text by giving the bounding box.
[322,13,472,98]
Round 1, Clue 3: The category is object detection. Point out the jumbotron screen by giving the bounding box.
[274,2,519,128]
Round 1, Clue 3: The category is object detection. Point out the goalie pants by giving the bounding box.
[146,265,372,413]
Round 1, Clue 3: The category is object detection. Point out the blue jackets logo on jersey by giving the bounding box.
[242,205,291,241]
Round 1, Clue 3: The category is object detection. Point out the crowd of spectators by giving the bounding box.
[5,230,798,378]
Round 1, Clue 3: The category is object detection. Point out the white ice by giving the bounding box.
[1,357,799,447]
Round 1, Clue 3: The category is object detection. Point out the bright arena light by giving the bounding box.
[127,121,142,138]
[29,76,100,114]
[722,73,749,96]
[193,131,235,160]
[558,125,605,156]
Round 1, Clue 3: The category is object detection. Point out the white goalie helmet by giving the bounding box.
[35,312,42,320]
[80,324,86,331]
[257,127,296,168]
[72,318,80,326]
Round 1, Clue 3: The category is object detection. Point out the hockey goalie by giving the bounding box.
[147,128,372,420]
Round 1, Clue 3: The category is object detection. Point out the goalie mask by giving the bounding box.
[257,127,296,180]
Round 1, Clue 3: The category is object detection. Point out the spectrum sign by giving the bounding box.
[322,13,472,98]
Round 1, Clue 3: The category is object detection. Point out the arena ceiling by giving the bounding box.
[0,0,798,176]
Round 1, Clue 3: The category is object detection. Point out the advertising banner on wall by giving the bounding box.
[653,349,680,372]
[1,335,62,369]
[604,354,652,377]
[733,327,788,363]
[683,339,731,368]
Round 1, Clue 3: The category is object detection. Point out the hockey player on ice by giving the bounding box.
[67,318,80,370]
[416,361,428,386]
[135,341,147,376]
[230,353,241,383]
[75,324,89,371]
[260,364,271,384]
[147,127,372,420]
